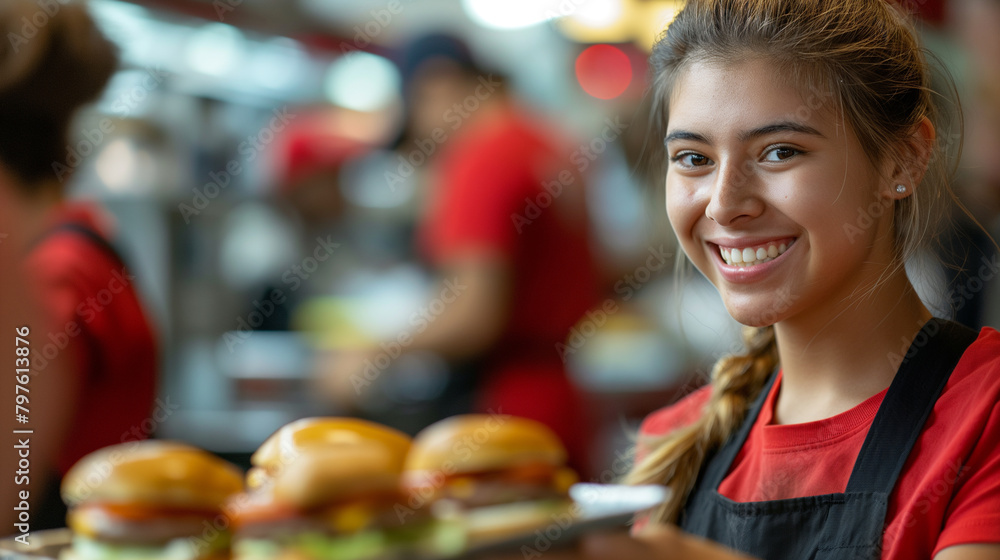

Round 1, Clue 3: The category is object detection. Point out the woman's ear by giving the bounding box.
[883,116,935,201]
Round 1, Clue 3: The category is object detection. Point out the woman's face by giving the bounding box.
[665,58,899,328]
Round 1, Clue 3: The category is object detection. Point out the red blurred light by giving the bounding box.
[575,44,633,100]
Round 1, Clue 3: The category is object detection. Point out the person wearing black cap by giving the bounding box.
[319,33,601,477]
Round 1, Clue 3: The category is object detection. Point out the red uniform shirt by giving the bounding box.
[420,105,599,471]
[25,204,158,474]
[638,327,1000,558]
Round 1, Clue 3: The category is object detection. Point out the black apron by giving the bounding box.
[679,318,979,560]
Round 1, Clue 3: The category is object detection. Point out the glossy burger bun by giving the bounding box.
[267,443,402,509]
[251,417,411,479]
[61,440,244,510]
[405,414,566,474]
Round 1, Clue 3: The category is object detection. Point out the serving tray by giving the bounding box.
[0,485,668,559]
[0,529,68,560]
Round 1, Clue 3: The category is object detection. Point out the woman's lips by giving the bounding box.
[710,238,798,284]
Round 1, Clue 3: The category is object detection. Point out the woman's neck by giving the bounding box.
[772,268,933,425]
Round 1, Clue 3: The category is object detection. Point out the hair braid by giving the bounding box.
[627,326,777,524]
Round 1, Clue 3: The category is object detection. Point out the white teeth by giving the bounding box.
[720,241,793,267]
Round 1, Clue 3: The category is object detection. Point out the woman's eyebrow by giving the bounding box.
[664,122,824,147]
[664,130,710,146]
[739,121,825,142]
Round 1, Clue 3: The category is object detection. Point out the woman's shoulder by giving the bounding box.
[639,383,714,439]
[946,325,1000,393]
[965,325,1000,364]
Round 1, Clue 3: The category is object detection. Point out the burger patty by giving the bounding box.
[433,480,568,509]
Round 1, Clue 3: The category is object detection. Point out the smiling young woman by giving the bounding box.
[614,1,1000,560]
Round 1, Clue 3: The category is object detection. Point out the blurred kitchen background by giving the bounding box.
[61,0,997,477]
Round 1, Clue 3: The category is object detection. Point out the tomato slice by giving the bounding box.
[229,490,404,527]
[78,503,218,521]
[497,463,559,485]
[228,498,302,527]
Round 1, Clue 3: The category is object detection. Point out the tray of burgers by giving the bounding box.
[0,414,669,560]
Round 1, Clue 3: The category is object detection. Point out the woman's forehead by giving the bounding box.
[667,58,841,139]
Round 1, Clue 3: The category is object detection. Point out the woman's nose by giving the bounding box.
[704,159,765,226]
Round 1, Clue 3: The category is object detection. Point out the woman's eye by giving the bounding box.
[763,146,801,162]
[672,153,712,167]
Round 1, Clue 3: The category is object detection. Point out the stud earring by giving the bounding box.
[896,185,907,194]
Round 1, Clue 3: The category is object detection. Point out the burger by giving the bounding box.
[245,417,411,490]
[229,417,457,560]
[60,440,244,560]
[403,414,579,546]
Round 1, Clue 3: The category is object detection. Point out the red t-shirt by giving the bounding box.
[419,105,599,471]
[420,105,598,344]
[637,327,1000,559]
[25,204,158,474]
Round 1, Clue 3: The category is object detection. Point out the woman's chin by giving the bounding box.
[724,302,785,329]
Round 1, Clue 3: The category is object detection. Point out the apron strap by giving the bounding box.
[31,222,128,269]
[700,367,781,490]
[846,318,979,493]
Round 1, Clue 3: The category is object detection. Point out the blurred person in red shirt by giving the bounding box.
[318,34,600,475]
[0,1,157,529]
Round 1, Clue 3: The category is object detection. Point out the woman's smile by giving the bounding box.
[709,238,799,284]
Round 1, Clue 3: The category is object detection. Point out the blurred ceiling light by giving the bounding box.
[186,23,244,77]
[462,0,556,29]
[251,37,309,92]
[571,0,625,27]
[95,139,141,193]
[575,44,633,100]
[324,52,401,112]
[635,1,682,50]
[556,0,682,49]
